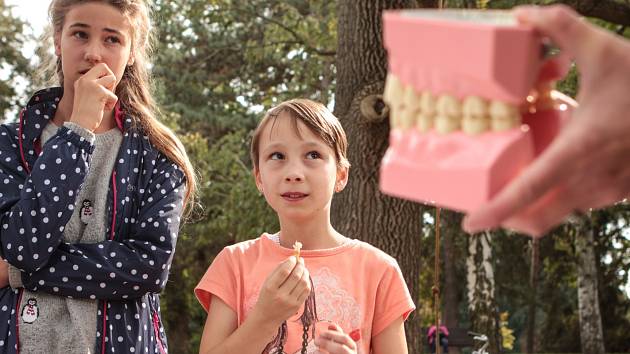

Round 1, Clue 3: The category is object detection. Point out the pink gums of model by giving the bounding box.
[379,10,576,212]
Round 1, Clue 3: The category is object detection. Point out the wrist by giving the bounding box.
[69,114,95,132]
[247,307,283,337]
[64,122,96,144]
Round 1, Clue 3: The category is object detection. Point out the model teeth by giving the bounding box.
[462,96,490,135]
[435,95,461,134]
[400,86,421,129]
[384,74,522,134]
[417,91,435,132]
[489,101,521,131]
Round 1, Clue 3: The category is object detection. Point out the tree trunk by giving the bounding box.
[333,1,438,352]
[466,232,501,353]
[526,238,540,353]
[575,215,606,354]
[442,210,462,354]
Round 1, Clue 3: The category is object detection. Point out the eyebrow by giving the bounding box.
[262,141,326,153]
[69,23,124,36]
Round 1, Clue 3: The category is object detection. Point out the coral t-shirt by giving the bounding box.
[195,233,415,354]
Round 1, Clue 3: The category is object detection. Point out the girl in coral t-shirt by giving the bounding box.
[196,99,415,354]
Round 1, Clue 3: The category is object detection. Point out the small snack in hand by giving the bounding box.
[293,241,303,261]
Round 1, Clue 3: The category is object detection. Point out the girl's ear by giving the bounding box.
[127,54,135,66]
[254,168,264,194]
[335,166,349,192]
[54,33,61,56]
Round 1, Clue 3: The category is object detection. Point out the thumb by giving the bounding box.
[463,121,587,233]
[514,5,596,65]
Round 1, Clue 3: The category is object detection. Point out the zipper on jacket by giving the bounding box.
[152,310,167,354]
[17,109,31,174]
[101,170,118,354]
[15,288,24,354]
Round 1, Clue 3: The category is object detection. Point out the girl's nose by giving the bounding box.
[285,174,303,182]
[284,166,304,182]
[84,43,103,63]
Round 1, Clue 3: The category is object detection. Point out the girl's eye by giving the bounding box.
[105,36,121,44]
[72,31,88,39]
[270,152,284,160]
[306,151,321,160]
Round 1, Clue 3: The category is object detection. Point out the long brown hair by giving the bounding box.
[46,0,197,215]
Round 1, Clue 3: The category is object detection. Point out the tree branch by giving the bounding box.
[554,0,630,26]
[233,5,336,57]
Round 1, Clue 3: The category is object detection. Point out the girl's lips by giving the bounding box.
[281,192,308,201]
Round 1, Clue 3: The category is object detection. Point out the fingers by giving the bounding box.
[315,324,357,354]
[463,124,587,233]
[101,88,119,112]
[290,262,311,297]
[84,62,115,80]
[279,257,306,292]
[96,74,117,91]
[266,256,298,289]
[499,186,583,236]
[514,5,597,63]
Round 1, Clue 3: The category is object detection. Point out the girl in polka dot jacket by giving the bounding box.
[0,1,196,353]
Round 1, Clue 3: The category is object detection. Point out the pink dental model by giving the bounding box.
[380,9,576,212]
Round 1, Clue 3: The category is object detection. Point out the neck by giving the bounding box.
[277,210,345,250]
[54,88,116,133]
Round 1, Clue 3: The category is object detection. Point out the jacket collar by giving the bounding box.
[19,87,128,172]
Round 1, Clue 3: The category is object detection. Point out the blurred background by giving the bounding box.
[1,1,629,353]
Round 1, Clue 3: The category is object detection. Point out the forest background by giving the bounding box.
[1,0,629,353]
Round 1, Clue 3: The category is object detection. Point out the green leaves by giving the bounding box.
[0,0,30,119]
[152,0,336,139]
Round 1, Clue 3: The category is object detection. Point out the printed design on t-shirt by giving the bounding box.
[244,267,364,354]
[80,199,94,224]
[21,298,39,323]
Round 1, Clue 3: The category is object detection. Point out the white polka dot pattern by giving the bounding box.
[0,88,186,353]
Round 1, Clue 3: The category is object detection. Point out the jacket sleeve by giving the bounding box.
[0,126,93,272]
[18,158,187,300]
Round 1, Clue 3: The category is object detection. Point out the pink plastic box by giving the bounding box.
[379,10,575,212]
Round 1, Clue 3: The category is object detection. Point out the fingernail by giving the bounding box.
[328,325,336,331]
[462,216,478,234]
[513,6,539,23]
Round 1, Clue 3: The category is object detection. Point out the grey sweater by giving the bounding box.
[9,121,123,353]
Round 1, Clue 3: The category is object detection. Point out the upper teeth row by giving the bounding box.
[383,74,521,134]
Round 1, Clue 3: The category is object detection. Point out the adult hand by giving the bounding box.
[315,323,357,354]
[463,5,630,236]
[250,256,311,328]
[70,63,118,132]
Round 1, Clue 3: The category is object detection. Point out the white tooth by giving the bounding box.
[489,101,521,131]
[384,74,404,129]
[462,96,490,135]
[435,95,461,134]
[417,91,435,132]
[400,86,420,130]
[383,74,402,105]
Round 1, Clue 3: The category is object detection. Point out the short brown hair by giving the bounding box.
[250,99,350,171]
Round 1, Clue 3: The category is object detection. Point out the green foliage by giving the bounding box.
[151,0,336,140]
[0,0,30,120]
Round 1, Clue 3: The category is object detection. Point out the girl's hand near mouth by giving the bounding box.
[70,62,118,132]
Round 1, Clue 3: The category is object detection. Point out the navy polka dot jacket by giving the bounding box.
[0,87,186,354]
